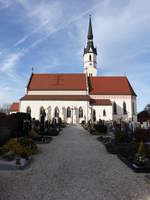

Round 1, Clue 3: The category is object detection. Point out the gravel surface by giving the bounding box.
[0,125,150,200]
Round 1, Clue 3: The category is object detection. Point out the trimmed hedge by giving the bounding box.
[0,112,31,138]
[0,127,11,147]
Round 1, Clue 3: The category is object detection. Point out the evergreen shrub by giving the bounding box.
[3,137,38,158]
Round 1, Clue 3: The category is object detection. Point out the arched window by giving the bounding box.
[93,109,96,122]
[79,107,83,118]
[26,106,31,115]
[40,106,46,123]
[113,102,117,114]
[103,109,106,116]
[123,102,127,114]
[67,107,71,118]
[40,106,45,116]
[89,54,92,61]
[54,107,59,118]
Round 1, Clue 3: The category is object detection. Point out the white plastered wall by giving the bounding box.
[131,95,137,122]
[92,105,112,121]
[84,52,97,76]
[27,90,87,95]
[90,95,137,122]
[20,100,89,123]
[10,111,17,114]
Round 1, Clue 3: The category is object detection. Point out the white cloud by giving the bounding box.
[73,0,150,66]
[13,0,64,46]
[0,51,23,81]
[71,0,150,111]
[1,52,22,71]
[14,0,99,50]
[14,19,49,47]
[0,0,150,111]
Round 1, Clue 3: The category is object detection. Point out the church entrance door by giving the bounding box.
[71,106,77,124]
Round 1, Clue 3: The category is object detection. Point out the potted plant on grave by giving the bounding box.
[132,140,150,168]
[118,140,150,172]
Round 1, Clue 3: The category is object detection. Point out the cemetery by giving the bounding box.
[0,1,150,199]
[82,119,150,173]
[0,112,65,170]
[1,111,150,173]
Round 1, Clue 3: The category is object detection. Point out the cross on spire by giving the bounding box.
[32,66,34,73]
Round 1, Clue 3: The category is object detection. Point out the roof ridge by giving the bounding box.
[33,73,85,75]
[90,76,127,78]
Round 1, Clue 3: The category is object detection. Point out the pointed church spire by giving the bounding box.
[88,15,93,40]
[84,15,97,55]
[83,16,97,77]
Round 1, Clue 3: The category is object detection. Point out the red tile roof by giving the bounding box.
[90,99,112,105]
[20,95,89,101]
[10,102,19,112]
[25,73,136,96]
[89,76,136,96]
[27,73,87,91]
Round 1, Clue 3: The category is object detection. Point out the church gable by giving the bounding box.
[10,102,19,113]
[27,73,87,91]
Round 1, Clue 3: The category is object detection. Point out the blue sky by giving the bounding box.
[0,0,150,112]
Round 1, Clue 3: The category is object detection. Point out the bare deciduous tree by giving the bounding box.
[0,103,11,114]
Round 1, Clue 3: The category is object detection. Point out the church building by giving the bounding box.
[18,16,137,124]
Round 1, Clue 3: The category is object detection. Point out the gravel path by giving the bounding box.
[0,125,150,200]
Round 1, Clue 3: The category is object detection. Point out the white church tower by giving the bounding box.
[84,15,97,77]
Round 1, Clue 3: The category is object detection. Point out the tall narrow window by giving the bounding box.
[40,106,46,123]
[103,109,106,116]
[79,107,83,118]
[89,54,92,61]
[123,102,127,114]
[40,106,45,115]
[132,102,135,114]
[93,109,96,122]
[67,107,71,118]
[26,106,31,115]
[54,107,59,118]
[40,106,45,116]
[113,102,117,114]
